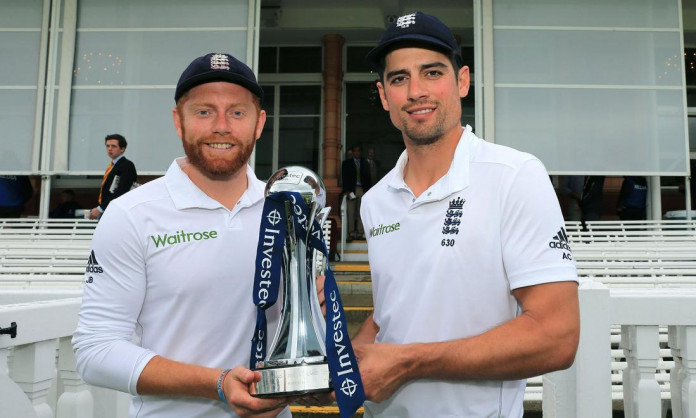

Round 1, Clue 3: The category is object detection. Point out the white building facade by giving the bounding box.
[1,0,695,218]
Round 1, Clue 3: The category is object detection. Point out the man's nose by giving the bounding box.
[213,112,232,134]
[407,77,428,101]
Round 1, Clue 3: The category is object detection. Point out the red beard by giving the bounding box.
[181,127,255,180]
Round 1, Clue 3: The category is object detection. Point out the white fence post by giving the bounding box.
[13,339,56,418]
[670,325,696,418]
[669,326,685,418]
[542,280,612,418]
[621,325,661,418]
[56,336,93,418]
[0,346,39,417]
[684,326,696,418]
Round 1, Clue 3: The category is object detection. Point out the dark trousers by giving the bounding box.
[0,207,23,218]
[618,206,646,220]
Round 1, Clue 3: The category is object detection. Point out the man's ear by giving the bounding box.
[376,82,390,111]
[458,66,471,98]
[172,107,183,139]
[254,110,267,141]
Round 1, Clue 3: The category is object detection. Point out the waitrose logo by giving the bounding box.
[369,222,400,238]
[150,229,218,248]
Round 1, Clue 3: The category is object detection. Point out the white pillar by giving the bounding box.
[647,176,662,220]
[670,326,686,418]
[1,347,39,418]
[56,337,93,418]
[13,340,56,418]
[542,280,612,418]
[670,325,696,418]
[621,325,661,418]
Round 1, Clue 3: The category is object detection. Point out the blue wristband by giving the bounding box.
[217,369,232,404]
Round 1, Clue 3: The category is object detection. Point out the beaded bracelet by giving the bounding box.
[217,368,232,404]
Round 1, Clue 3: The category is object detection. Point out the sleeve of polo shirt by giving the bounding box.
[499,158,578,290]
[72,201,155,395]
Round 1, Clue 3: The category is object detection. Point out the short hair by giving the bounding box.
[375,40,462,84]
[105,133,127,149]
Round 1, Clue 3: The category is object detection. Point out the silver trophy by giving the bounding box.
[254,166,332,396]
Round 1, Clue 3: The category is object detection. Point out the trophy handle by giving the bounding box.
[315,207,331,228]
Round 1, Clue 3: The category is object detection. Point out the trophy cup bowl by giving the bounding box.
[253,166,332,397]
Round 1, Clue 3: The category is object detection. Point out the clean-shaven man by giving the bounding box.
[353,12,580,418]
[89,133,137,219]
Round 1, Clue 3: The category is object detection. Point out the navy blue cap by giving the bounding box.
[365,12,462,68]
[175,53,263,103]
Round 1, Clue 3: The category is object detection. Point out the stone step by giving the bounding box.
[337,241,369,263]
[333,266,372,310]
[341,252,369,262]
[290,405,364,417]
[331,263,371,273]
[337,281,372,308]
[344,307,372,337]
[341,240,367,249]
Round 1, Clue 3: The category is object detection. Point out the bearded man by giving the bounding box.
[73,53,292,418]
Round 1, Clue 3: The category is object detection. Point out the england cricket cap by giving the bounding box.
[365,12,463,68]
[175,53,264,103]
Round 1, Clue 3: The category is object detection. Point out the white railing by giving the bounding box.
[2,283,695,418]
[543,281,696,418]
[0,291,129,418]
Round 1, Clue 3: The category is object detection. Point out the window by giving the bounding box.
[256,85,321,180]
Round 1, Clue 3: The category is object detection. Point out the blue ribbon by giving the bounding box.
[250,193,287,368]
[251,191,365,418]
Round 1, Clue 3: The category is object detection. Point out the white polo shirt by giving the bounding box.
[73,158,289,418]
[360,126,578,418]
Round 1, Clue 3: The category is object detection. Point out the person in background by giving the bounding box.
[341,144,372,240]
[616,176,648,220]
[50,189,83,219]
[560,175,584,222]
[365,147,381,185]
[580,176,605,223]
[341,145,371,239]
[0,175,33,218]
[89,133,137,219]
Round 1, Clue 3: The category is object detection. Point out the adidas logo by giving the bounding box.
[86,250,104,274]
[548,227,572,251]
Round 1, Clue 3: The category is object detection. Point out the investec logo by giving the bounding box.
[256,209,282,309]
[369,222,400,238]
[329,290,358,397]
[150,229,218,248]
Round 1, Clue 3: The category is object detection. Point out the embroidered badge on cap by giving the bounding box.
[396,13,417,28]
[210,54,230,70]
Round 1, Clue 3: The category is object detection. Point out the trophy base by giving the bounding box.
[253,363,331,397]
